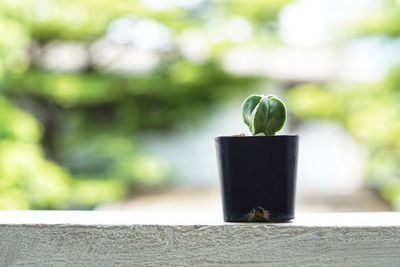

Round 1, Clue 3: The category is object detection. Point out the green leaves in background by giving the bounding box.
[285,0,400,208]
[287,78,400,208]
[0,0,289,209]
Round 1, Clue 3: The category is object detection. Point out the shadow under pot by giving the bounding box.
[215,135,299,222]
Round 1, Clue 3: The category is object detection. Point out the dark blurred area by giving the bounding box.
[1,0,400,211]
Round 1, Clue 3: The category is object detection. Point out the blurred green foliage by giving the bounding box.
[0,0,289,209]
[286,0,400,209]
[288,75,400,208]
[354,0,400,37]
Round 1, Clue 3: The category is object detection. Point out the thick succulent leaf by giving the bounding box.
[241,94,287,135]
[265,96,287,135]
[242,94,262,127]
[250,96,269,135]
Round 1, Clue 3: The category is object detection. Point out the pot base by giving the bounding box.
[225,206,294,222]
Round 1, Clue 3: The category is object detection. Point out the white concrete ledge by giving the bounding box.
[0,211,399,266]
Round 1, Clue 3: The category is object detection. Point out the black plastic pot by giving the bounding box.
[215,135,299,222]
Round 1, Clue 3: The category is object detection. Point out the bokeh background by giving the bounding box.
[1,0,399,211]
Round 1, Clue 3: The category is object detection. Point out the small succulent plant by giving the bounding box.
[242,94,287,136]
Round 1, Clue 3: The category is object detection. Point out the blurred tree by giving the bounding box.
[287,0,400,209]
[0,0,290,209]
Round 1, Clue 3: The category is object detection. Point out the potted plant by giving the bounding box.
[215,94,298,222]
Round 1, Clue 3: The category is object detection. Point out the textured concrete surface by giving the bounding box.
[0,211,399,266]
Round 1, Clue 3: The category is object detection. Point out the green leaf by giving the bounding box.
[251,97,269,135]
[241,94,287,135]
[265,96,287,135]
[242,94,262,127]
